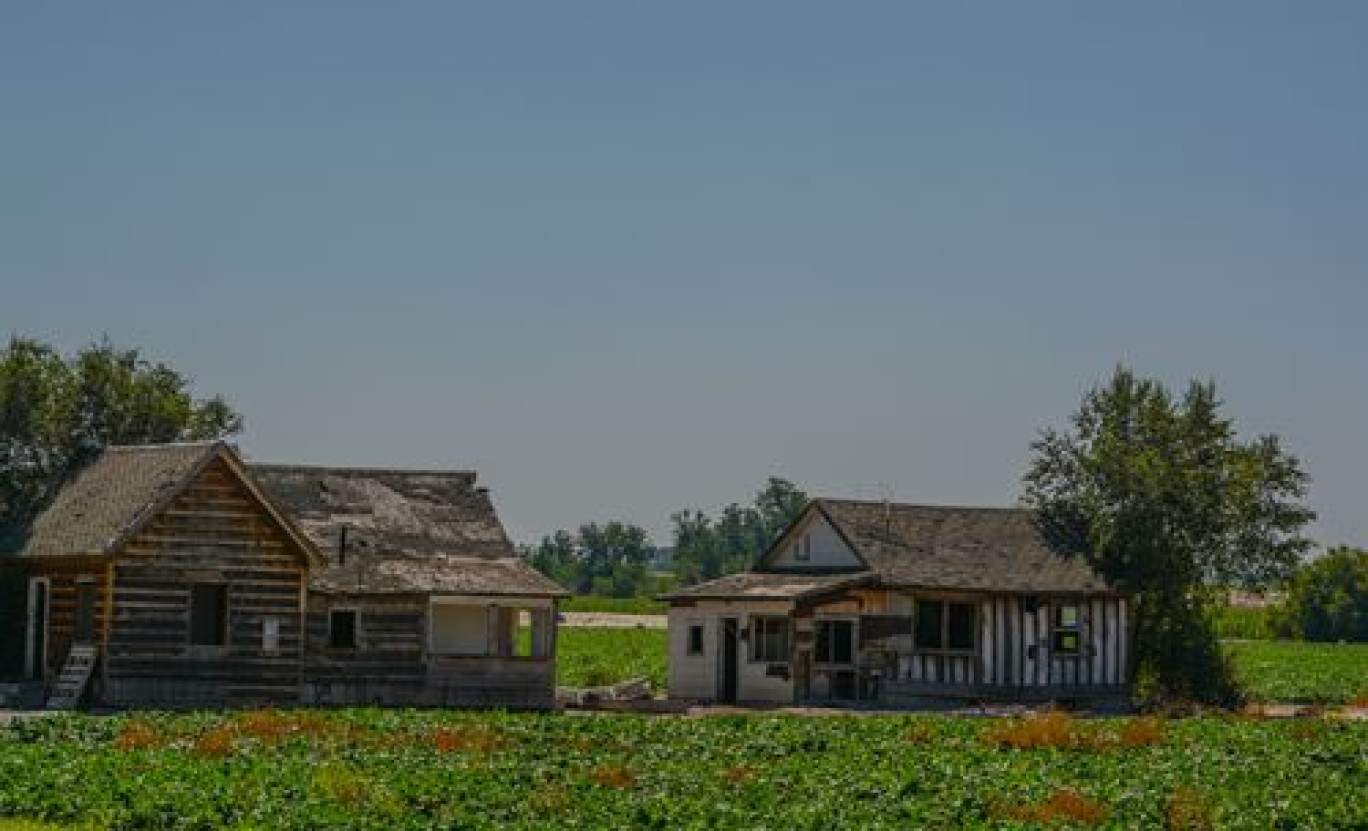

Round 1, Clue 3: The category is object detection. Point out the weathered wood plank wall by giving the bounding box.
[105,458,307,706]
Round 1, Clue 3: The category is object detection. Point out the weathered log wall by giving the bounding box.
[104,457,307,707]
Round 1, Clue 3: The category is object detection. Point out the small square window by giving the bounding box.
[687,624,705,656]
[1052,602,1082,655]
[750,616,791,663]
[329,610,358,650]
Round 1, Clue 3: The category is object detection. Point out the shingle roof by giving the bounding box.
[667,499,1117,601]
[309,552,569,597]
[251,464,567,597]
[663,570,872,601]
[0,442,218,558]
[814,499,1114,594]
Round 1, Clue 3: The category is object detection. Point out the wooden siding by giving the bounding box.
[104,457,308,707]
[0,559,109,684]
[302,594,556,708]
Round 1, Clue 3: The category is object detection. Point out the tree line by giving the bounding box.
[521,478,808,599]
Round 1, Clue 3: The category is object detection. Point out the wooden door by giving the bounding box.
[74,579,97,644]
[26,578,49,679]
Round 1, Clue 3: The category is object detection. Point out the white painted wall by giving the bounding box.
[767,511,861,570]
[430,605,487,655]
[667,600,796,703]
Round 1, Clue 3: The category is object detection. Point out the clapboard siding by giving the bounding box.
[104,457,307,706]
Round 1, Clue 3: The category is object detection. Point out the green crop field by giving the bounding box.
[557,626,668,690]
[1227,640,1368,703]
[0,710,1362,829]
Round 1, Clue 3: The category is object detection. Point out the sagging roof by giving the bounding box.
[664,570,872,601]
[668,498,1115,601]
[251,464,567,597]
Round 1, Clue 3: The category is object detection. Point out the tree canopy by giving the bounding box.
[1273,547,1367,643]
[0,335,242,527]
[1022,367,1315,702]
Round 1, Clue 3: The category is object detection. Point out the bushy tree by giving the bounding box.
[671,477,808,584]
[523,522,656,596]
[1,335,242,528]
[1022,367,1315,703]
[1273,547,1367,642]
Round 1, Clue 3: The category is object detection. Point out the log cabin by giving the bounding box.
[664,499,1133,706]
[0,442,566,709]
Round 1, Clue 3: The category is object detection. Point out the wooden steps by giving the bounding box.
[46,644,98,710]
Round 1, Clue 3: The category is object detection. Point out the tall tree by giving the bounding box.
[0,335,242,527]
[1022,367,1314,702]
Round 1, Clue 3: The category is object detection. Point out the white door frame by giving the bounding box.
[25,577,51,679]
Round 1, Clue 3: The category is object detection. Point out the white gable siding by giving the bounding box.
[768,511,861,570]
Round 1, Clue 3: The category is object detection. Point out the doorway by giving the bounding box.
[75,578,97,644]
[718,617,739,703]
[26,577,49,680]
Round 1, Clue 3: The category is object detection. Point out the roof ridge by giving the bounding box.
[106,440,223,452]
[249,463,479,477]
[817,497,1030,514]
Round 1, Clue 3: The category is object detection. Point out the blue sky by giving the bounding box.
[3,3,1365,546]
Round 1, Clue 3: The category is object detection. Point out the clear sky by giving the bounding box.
[3,3,1365,547]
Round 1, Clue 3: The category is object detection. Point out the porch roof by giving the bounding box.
[662,570,872,601]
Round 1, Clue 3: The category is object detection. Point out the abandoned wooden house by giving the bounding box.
[251,463,567,708]
[0,441,566,709]
[664,499,1132,706]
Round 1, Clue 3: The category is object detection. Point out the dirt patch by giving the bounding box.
[560,613,667,629]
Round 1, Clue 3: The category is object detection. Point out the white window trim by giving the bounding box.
[686,620,706,657]
[1052,601,1084,656]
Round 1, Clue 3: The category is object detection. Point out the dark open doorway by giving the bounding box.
[719,617,739,703]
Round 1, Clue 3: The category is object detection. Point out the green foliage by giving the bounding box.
[559,596,668,614]
[1272,547,1368,642]
[1214,605,1272,640]
[1226,640,1368,703]
[524,522,656,597]
[524,478,808,598]
[0,335,241,527]
[671,477,808,584]
[0,710,1363,828]
[1023,367,1315,703]
[556,627,667,690]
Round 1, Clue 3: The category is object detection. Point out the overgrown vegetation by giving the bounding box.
[0,710,1361,828]
[1022,367,1315,704]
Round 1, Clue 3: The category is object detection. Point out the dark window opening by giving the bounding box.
[687,624,705,656]
[914,600,976,652]
[815,619,854,664]
[189,584,228,647]
[751,616,790,663]
[329,610,358,649]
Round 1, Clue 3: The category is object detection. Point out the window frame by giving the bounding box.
[686,622,705,657]
[912,598,978,655]
[328,608,360,651]
[794,532,811,562]
[749,615,791,664]
[813,617,857,666]
[187,583,229,649]
[1051,601,1083,657]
